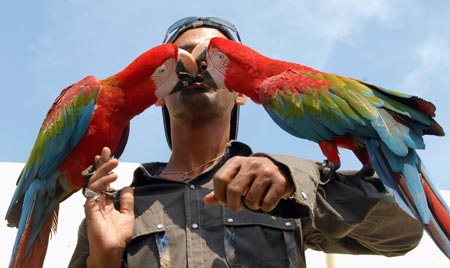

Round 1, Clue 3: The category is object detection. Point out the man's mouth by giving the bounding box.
[171,71,217,95]
[190,82,210,90]
[179,82,216,94]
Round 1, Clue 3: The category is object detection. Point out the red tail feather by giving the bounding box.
[10,207,57,268]
[421,176,450,238]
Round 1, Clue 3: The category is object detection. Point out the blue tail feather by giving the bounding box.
[425,212,450,258]
[401,152,430,223]
[9,180,39,266]
[366,139,414,217]
[9,174,63,267]
[366,138,450,259]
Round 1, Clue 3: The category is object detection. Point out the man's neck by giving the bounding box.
[164,120,230,179]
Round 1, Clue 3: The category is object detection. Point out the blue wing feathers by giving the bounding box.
[6,78,99,236]
[12,180,39,256]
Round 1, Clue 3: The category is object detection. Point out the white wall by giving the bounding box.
[1,161,139,268]
[1,162,448,267]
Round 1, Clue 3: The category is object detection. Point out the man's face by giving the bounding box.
[163,28,239,125]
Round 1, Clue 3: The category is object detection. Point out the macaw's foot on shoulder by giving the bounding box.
[316,160,340,184]
[355,163,375,178]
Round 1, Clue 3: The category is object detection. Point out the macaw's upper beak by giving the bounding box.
[191,40,210,63]
[171,48,198,94]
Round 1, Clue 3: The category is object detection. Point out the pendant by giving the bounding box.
[179,173,190,182]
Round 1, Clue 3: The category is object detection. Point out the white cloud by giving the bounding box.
[251,0,398,68]
[400,37,450,95]
[399,35,450,191]
[302,0,394,40]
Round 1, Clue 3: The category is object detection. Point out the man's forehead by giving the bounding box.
[174,28,227,52]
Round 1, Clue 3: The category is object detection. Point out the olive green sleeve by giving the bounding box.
[256,153,423,256]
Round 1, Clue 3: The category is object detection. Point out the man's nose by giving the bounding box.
[198,60,208,71]
[194,60,208,82]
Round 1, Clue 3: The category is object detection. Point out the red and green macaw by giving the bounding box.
[5,44,196,268]
[202,37,450,258]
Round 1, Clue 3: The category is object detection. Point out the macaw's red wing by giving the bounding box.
[7,75,139,268]
[5,43,201,268]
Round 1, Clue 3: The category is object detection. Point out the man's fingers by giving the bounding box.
[243,177,270,210]
[204,192,219,206]
[119,187,134,216]
[98,147,112,164]
[260,185,283,212]
[88,147,119,191]
[208,156,293,212]
[88,159,119,191]
[212,157,241,205]
[92,147,113,173]
[226,173,252,211]
[95,158,119,178]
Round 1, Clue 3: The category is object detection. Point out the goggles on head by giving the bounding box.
[163,16,242,44]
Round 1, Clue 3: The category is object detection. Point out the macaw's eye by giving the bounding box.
[151,65,170,82]
[218,52,226,60]
[157,67,166,75]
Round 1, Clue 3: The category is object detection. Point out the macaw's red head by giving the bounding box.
[116,43,197,103]
[203,37,267,103]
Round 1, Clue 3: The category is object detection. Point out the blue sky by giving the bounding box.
[1,0,450,190]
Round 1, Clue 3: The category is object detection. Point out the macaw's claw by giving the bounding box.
[82,164,96,185]
[316,160,339,184]
[355,163,375,177]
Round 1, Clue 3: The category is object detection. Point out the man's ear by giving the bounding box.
[236,93,247,105]
[155,98,166,107]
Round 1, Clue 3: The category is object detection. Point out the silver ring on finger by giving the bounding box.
[83,187,102,202]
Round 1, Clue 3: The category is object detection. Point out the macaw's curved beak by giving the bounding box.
[191,40,210,63]
[172,48,198,94]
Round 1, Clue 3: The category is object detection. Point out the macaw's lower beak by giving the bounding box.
[170,48,197,94]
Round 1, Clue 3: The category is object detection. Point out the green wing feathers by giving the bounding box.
[260,70,443,156]
[20,76,100,186]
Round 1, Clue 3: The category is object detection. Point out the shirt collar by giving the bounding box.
[130,141,253,187]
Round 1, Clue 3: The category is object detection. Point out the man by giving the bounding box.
[69,17,423,268]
